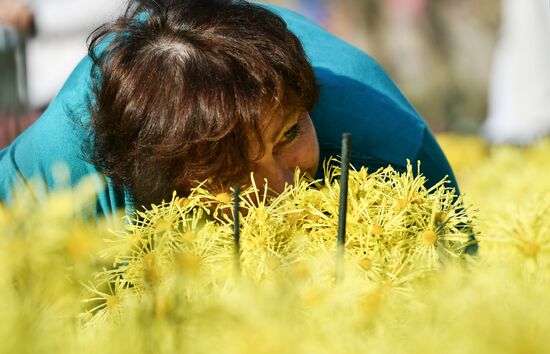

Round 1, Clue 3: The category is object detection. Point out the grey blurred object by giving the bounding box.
[25,0,125,108]
[0,0,123,148]
[483,0,550,144]
[0,24,28,148]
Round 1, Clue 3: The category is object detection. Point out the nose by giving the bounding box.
[253,156,295,195]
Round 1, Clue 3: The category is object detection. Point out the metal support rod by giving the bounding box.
[336,133,352,283]
[233,185,241,276]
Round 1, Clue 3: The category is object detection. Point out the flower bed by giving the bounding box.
[1,136,549,354]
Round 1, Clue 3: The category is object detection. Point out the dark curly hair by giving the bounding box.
[86,0,318,208]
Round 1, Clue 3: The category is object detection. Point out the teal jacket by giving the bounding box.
[0,5,458,220]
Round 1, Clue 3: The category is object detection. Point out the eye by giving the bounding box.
[281,123,301,144]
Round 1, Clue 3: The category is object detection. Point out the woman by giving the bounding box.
[0,0,458,221]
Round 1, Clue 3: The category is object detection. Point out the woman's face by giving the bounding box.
[250,110,320,194]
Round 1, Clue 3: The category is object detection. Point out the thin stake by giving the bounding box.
[233,185,241,275]
[336,133,352,283]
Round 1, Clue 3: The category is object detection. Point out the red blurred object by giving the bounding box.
[0,111,40,149]
[389,0,427,19]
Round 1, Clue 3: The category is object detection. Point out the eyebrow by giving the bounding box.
[270,110,298,144]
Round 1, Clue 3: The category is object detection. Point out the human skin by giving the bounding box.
[250,110,320,194]
[0,0,34,32]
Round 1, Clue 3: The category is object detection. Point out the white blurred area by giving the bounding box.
[26,0,125,108]
[483,0,550,144]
